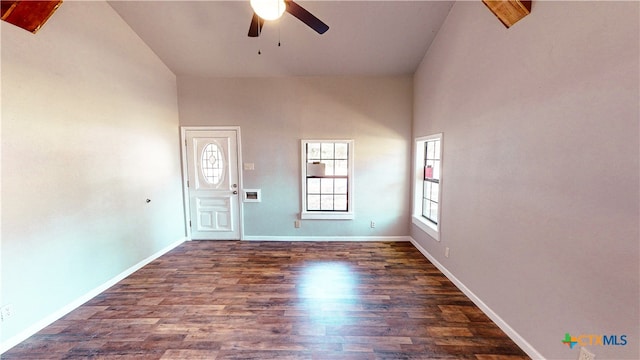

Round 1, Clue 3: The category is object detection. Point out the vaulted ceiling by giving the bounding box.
[108,1,454,77]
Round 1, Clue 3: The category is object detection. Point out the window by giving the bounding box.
[301,140,354,220]
[412,134,442,240]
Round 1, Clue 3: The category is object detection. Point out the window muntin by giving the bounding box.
[301,140,354,220]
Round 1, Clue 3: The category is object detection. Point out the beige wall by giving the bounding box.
[412,1,639,359]
[1,1,185,345]
[178,76,412,237]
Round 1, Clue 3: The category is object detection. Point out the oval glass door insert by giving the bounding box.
[201,143,225,185]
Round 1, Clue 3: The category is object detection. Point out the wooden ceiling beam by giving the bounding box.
[482,0,531,28]
[1,0,62,33]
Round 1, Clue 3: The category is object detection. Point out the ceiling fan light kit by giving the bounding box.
[248,0,329,37]
[250,0,285,21]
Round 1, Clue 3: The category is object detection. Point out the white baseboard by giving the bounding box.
[0,237,186,355]
[242,235,412,242]
[409,238,545,360]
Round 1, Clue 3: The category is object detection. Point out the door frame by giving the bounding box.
[180,126,244,240]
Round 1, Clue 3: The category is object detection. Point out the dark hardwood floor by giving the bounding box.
[3,241,529,359]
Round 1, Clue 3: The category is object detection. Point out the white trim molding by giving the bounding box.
[409,238,545,360]
[243,236,411,242]
[0,238,186,355]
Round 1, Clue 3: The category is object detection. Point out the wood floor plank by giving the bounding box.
[3,241,529,359]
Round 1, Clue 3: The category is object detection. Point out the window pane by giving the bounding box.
[307,143,321,160]
[307,178,320,193]
[335,143,348,159]
[434,140,441,159]
[334,160,348,176]
[431,182,439,203]
[426,141,435,159]
[321,143,334,159]
[335,178,347,194]
[430,201,439,223]
[422,199,430,218]
[323,160,335,176]
[432,160,440,180]
[426,160,435,170]
[308,195,320,210]
[423,181,431,200]
[321,195,334,210]
[334,195,347,210]
[320,178,334,193]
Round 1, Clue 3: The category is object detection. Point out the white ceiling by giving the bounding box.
[108,1,454,78]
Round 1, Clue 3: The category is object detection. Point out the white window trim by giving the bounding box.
[300,139,354,220]
[412,133,442,241]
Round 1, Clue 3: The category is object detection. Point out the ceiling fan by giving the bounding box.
[248,0,329,37]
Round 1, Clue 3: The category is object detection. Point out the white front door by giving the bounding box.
[183,128,241,240]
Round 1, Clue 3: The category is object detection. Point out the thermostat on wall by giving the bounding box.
[243,189,261,202]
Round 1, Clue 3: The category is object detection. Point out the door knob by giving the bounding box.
[233,190,238,195]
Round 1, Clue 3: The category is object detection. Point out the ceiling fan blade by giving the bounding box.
[285,0,329,34]
[248,12,264,37]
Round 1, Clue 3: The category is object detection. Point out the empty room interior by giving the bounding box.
[1,0,638,359]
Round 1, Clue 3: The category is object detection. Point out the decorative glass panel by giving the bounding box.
[201,143,224,185]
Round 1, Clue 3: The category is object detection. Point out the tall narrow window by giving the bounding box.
[301,140,354,220]
[422,138,441,224]
[413,134,442,240]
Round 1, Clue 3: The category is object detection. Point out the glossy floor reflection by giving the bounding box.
[298,262,359,326]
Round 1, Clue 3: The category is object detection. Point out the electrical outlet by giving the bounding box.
[294,220,301,228]
[0,304,13,322]
[578,347,595,360]
[445,247,450,258]
[370,221,375,228]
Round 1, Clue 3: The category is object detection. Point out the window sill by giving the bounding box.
[412,215,439,241]
[301,212,354,220]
